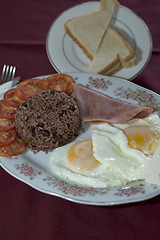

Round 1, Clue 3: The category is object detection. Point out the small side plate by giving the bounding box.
[46,1,152,80]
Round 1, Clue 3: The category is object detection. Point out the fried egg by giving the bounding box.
[92,114,160,182]
[50,114,160,188]
[50,128,126,188]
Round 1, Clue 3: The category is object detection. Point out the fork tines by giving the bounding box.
[0,64,16,84]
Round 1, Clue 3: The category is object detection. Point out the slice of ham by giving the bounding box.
[73,84,153,123]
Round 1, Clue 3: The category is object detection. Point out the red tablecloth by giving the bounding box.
[0,0,160,239]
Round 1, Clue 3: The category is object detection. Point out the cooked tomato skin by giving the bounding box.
[0,129,17,147]
[0,118,15,131]
[43,74,75,96]
[0,75,74,156]
[0,137,26,157]
[4,88,22,108]
[0,145,13,157]
[0,100,16,119]
[10,137,26,156]
[16,78,45,100]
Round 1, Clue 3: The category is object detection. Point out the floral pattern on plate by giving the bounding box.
[43,176,110,197]
[1,73,160,206]
[114,184,145,197]
[73,76,112,90]
[114,87,160,111]
[86,76,112,90]
[12,160,158,198]
[15,163,42,180]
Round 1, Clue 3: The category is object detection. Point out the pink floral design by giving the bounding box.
[114,87,160,111]
[140,92,150,100]
[43,176,109,196]
[114,184,145,197]
[15,163,41,180]
[7,156,19,160]
[86,77,112,90]
[128,93,136,99]
[151,184,158,190]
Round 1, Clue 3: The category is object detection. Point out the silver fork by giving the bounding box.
[0,65,16,85]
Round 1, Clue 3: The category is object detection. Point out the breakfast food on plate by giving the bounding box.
[15,73,74,101]
[15,90,81,153]
[50,114,160,188]
[1,72,160,188]
[86,26,137,75]
[73,84,153,123]
[0,73,76,157]
[50,84,160,188]
[42,73,74,96]
[92,116,160,182]
[64,0,119,60]
[64,0,137,75]
[0,98,26,157]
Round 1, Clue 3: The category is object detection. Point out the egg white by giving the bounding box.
[50,114,160,188]
[92,114,160,182]
[50,127,127,188]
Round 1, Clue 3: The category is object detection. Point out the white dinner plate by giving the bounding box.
[1,73,160,206]
[46,1,152,81]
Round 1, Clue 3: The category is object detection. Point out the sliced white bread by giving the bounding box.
[87,26,137,75]
[100,0,119,10]
[64,0,119,60]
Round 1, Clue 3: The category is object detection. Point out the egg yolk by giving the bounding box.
[67,139,100,172]
[124,126,159,155]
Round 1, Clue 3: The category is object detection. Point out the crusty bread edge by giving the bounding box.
[64,0,120,61]
[104,61,121,76]
[87,55,121,76]
[87,26,137,75]
[110,27,137,67]
[100,0,120,11]
[64,20,93,60]
[64,0,136,76]
[91,52,136,76]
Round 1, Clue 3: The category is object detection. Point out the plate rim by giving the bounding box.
[1,163,160,206]
[1,72,160,206]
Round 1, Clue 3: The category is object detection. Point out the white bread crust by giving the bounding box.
[64,0,119,59]
[64,0,137,75]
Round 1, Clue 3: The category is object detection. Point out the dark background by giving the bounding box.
[1,1,160,239]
